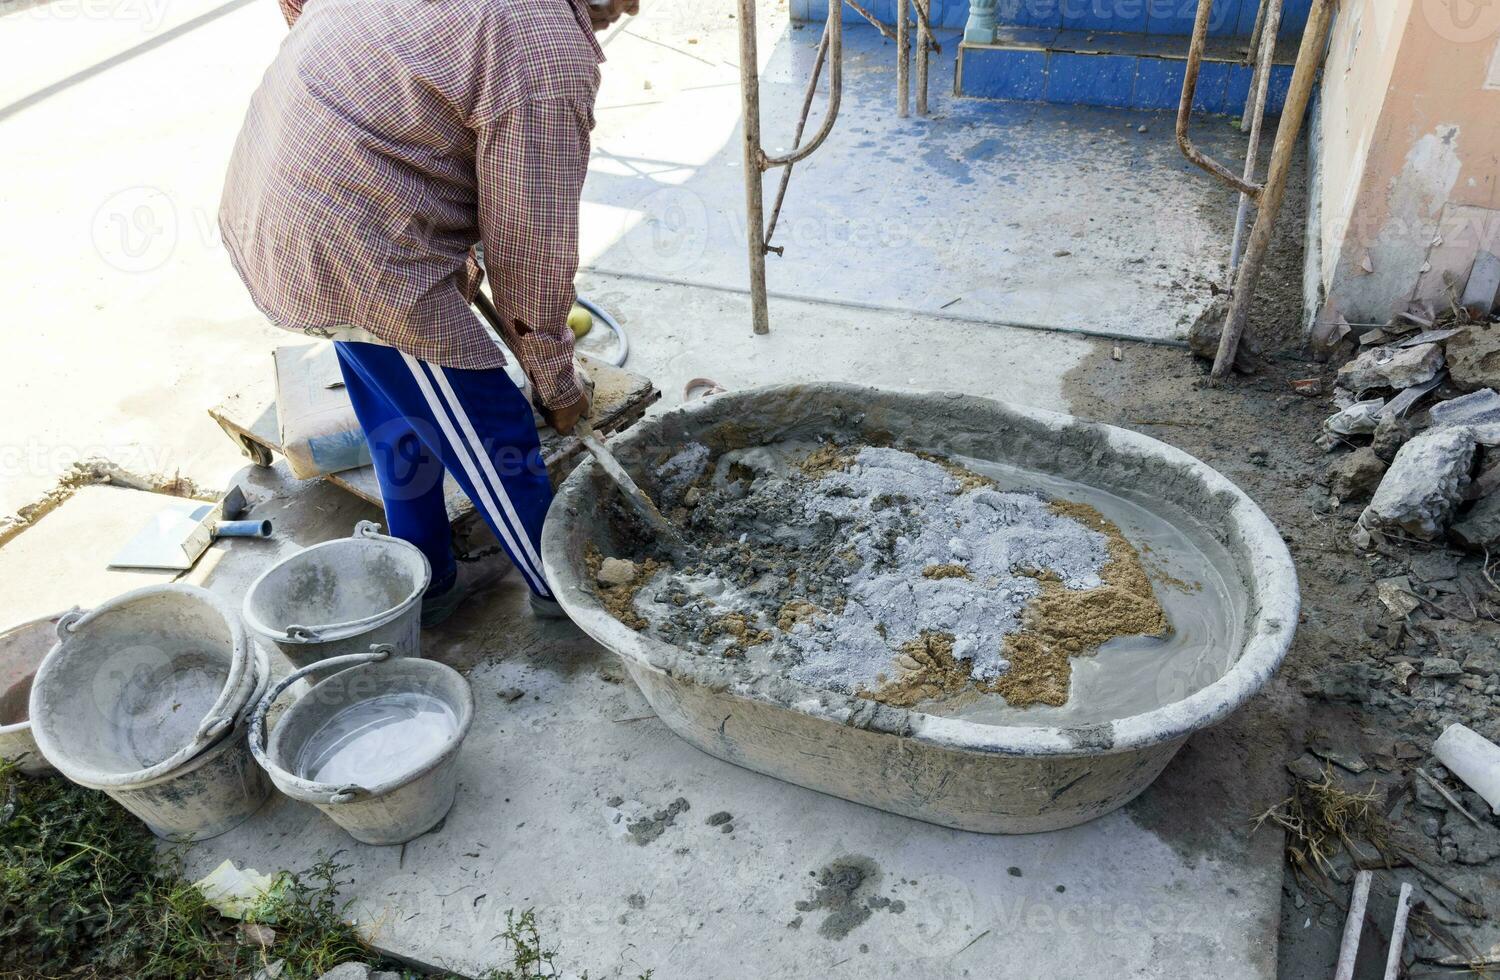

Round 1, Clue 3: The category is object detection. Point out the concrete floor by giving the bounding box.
[0,0,1246,523]
[178,465,1283,979]
[3,1,1285,974]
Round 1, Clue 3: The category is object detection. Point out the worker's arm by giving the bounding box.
[277,0,304,27]
[474,97,592,432]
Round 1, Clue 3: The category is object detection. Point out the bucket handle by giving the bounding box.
[353,520,383,539]
[55,600,248,747]
[248,643,396,805]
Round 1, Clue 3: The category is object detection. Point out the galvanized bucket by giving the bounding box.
[242,521,430,669]
[27,585,272,840]
[0,613,64,775]
[248,646,473,845]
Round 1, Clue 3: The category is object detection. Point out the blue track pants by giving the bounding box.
[333,341,554,599]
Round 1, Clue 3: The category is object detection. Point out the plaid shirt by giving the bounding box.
[220,0,602,409]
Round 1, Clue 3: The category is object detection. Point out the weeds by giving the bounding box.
[1,763,651,979]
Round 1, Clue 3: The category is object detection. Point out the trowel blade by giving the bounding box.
[107,501,217,571]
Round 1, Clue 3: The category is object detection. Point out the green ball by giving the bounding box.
[567,304,594,339]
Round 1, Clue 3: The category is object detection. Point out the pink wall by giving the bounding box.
[1316,0,1500,334]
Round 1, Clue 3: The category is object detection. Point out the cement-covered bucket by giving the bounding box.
[0,613,64,775]
[249,646,472,845]
[27,585,272,840]
[242,521,430,669]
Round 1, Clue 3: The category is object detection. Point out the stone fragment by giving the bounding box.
[1376,576,1421,617]
[1309,741,1369,774]
[1448,819,1500,864]
[1462,647,1500,675]
[1371,415,1414,463]
[1431,388,1500,428]
[1451,493,1500,551]
[1325,447,1387,502]
[597,557,639,587]
[316,965,371,980]
[1444,322,1500,393]
[1460,249,1500,319]
[1337,342,1445,392]
[1422,657,1464,678]
[1360,427,1476,539]
[1408,551,1460,582]
[1287,754,1326,783]
[1413,773,1448,809]
[1325,399,1386,436]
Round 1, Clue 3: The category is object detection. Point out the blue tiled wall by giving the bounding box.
[959,46,1294,113]
[793,0,1313,38]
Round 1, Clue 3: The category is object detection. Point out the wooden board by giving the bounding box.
[209,351,659,525]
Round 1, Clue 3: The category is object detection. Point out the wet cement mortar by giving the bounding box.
[1062,149,1500,975]
[594,443,1167,713]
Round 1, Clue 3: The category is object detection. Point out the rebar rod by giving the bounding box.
[1176,0,1262,199]
[737,0,769,335]
[764,30,830,249]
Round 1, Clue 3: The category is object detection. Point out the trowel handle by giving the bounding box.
[247,644,396,803]
[214,520,272,539]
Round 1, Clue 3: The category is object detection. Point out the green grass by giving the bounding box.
[1,762,649,979]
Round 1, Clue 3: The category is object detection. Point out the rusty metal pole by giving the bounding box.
[896,0,910,117]
[1177,0,1261,198]
[1211,0,1335,378]
[737,0,770,335]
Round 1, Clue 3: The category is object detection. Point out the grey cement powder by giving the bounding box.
[633,444,1112,697]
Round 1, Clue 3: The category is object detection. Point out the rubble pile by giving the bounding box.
[1311,301,1500,550]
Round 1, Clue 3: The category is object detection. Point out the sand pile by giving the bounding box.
[593,442,1169,709]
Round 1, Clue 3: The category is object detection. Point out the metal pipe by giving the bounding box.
[896,0,909,117]
[1229,0,1283,274]
[737,0,769,335]
[1241,0,1269,131]
[761,5,843,169]
[1212,0,1336,378]
[1176,0,1262,199]
[914,0,930,115]
[764,31,830,250]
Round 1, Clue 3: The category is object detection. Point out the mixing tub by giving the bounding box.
[0,614,63,775]
[541,385,1298,833]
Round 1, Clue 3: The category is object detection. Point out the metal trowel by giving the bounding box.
[109,485,272,571]
[574,422,689,557]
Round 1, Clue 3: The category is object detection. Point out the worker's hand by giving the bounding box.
[587,0,638,31]
[543,390,592,435]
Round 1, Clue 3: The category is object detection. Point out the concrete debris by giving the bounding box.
[1430,388,1500,427]
[1444,323,1500,393]
[1337,342,1444,393]
[1422,657,1464,678]
[1450,493,1500,551]
[1325,400,1386,437]
[1376,577,1421,618]
[1408,551,1460,582]
[1449,819,1500,864]
[1460,250,1500,319]
[596,556,640,587]
[1325,447,1387,502]
[1371,416,1415,463]
[315,966,372,980]
[1309,741,1369,774]
[1359,427,1475,540]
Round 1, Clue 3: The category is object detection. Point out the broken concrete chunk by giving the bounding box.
[1451,492,1500,551]
[1376,576,1421,618]
[1448,818,1500,864]
[1408,551,1460,582]
[1431,388,1500,428]
[1422,657,1464,678]
[1325,447,1387,502]
[1371,415,1414,463]
[1337,342,1444,393]
[1324,399,1385,436]
[1359,427,1475,540]
[1443,323,1500,393]
[597,557,640,587]
[1460,249,1500,319]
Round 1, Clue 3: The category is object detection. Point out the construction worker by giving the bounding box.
[220,0,638,624]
